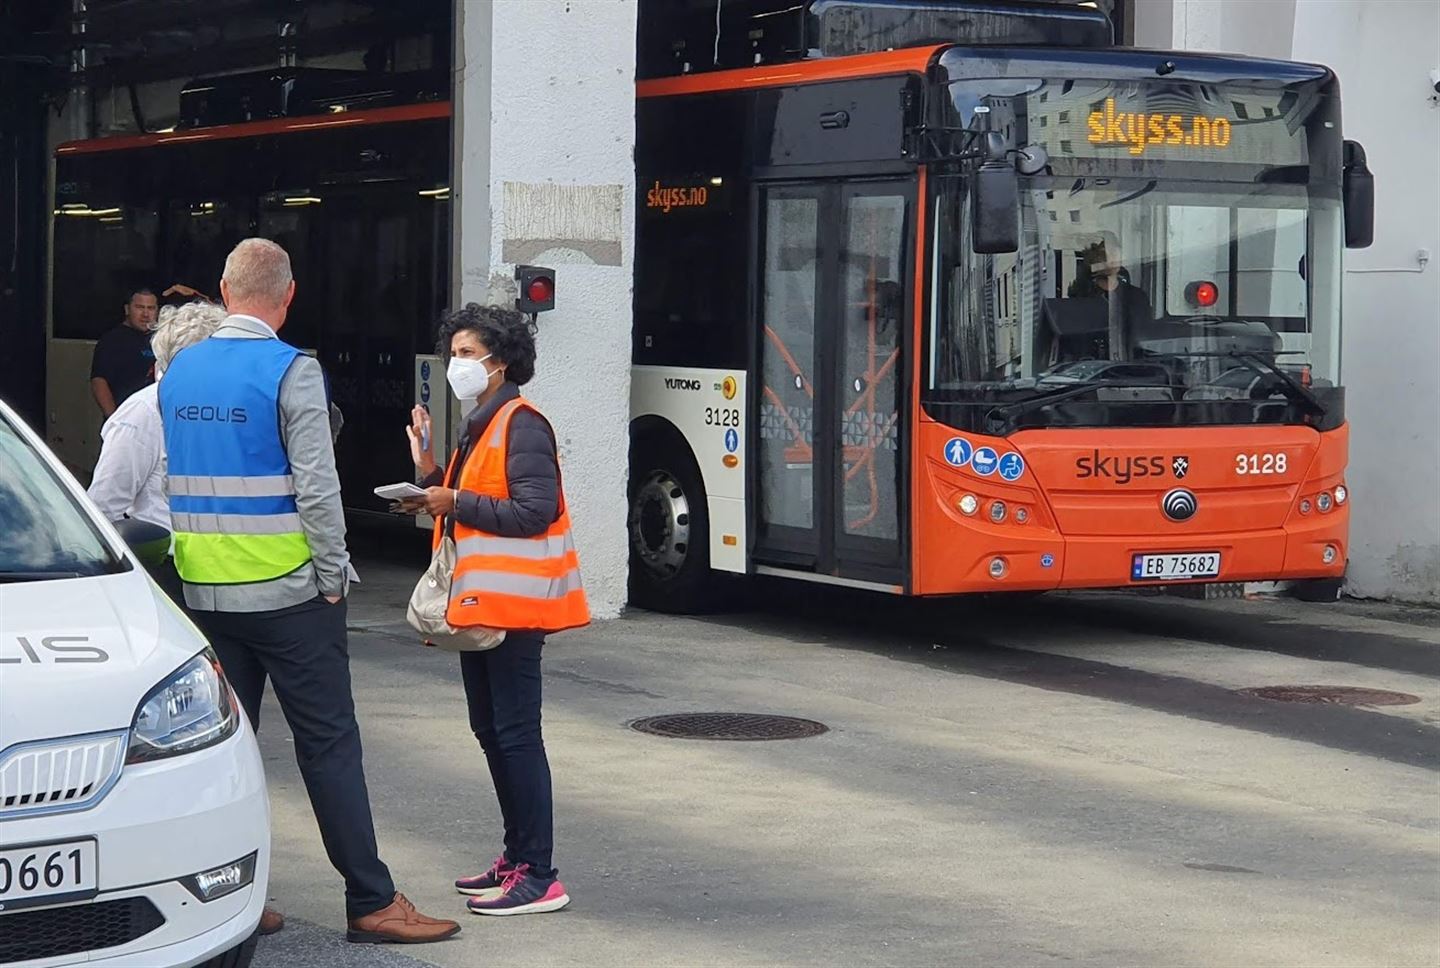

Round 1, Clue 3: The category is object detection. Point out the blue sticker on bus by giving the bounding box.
[972,447,999,476]
[420,361,431,381]
[944,437,973,467]
[725,428,739,453]
[1041,553,1055,568]
[420,382,431,403]
[998,452,1025,481]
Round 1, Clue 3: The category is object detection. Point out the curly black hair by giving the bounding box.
[435,302,538,386]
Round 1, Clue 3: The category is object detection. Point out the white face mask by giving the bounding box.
[446,354,496,401]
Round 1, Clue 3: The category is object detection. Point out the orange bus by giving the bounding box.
[626,0,1374,611]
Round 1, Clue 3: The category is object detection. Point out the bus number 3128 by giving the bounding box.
[1236,453,1287,475]
[705,408,740,427]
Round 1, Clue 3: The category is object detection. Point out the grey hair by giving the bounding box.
[222,237,293,306]
[152,300,228,371]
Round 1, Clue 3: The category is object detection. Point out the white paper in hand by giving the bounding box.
[374,482,427,501]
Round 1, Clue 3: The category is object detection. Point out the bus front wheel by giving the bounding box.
[627,441,718,613]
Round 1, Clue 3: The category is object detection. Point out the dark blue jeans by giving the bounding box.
[460,631,555,878]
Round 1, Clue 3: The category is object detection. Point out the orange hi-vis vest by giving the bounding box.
[434,397,590,633]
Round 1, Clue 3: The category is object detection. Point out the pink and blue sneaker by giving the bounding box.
[465,864,570,916]
[454,856,516,900]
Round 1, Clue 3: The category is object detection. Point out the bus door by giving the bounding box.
[753,179,911,586]
[316,189,421,511]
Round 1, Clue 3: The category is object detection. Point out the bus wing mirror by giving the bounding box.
[1342,139,1374,249]
[971,161,1019,254]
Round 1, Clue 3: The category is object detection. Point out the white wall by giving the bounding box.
[455,0,636,618]
[1133,0,1440,603]
[1133,0,1297,60]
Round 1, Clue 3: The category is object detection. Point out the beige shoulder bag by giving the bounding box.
[407,524,505,653]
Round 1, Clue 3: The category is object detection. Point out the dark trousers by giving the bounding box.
[193,597,396,919]
[460,632,555,878]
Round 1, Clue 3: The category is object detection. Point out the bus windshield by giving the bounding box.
[927,75,1343,431]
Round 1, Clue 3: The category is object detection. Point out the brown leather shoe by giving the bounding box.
[347,893,461,944]
[259,906,285,936]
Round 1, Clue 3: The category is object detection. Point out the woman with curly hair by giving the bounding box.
[403,302,589,916]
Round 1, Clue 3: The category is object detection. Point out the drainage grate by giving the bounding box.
[629,713,829,741]
[1237,685,1421,707]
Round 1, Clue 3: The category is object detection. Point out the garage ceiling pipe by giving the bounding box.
[69,0,93,139]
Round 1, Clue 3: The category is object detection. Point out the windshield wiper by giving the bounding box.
[983,380,1159,434]
[0,571,84,583]
[1160,351,1326,416]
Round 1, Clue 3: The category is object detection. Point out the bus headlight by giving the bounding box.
[989,501,1008,523]
[1317,491,1334,513]
[958,494,978,516]
[1333,485,1347,505]
[989,557,1008,579]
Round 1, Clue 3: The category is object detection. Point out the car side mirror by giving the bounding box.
[1342,139,1374,249]
[112,518,171,569]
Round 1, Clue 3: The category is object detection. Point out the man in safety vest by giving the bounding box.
[160,238,460,945]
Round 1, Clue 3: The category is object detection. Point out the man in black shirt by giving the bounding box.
[1083,235,1154,325]
[90,288,158,417]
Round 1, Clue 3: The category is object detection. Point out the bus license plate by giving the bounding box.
[0,839,98,911]
[1131,552,1221,581]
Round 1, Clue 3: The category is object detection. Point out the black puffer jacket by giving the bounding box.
[421,382,558,538]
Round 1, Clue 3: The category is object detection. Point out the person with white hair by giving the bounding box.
[88,299,229,537]
[160,237,460,946]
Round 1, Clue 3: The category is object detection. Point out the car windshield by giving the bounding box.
[0,411,123,581]
[926,74,1344,431]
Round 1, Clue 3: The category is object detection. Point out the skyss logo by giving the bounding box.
[1074,450,1179,485]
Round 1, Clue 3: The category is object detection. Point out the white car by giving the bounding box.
[0,398,269,968]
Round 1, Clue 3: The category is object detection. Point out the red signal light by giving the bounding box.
[1185,280,1219,308]
[527,276,554,306]
[515,265,555,314]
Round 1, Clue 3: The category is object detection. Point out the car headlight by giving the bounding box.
[126,649,239,764]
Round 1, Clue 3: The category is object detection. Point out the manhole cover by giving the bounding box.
[1236,685,1421,707]
[629,713,829,741]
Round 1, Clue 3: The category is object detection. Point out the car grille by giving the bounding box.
[0,731,126,819]
[0,897,165,964]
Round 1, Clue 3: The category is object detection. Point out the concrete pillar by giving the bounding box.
[453,0,637,617]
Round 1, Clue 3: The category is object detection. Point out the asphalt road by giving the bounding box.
[250,554,1440,968]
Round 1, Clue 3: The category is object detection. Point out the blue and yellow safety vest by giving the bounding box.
[159,336,313,584]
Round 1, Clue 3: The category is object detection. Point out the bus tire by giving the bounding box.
[1292,577,1343,603]
[627,435,718,614]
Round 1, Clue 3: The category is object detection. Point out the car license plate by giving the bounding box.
[0,839,98,911]
[1131,552,1222,581]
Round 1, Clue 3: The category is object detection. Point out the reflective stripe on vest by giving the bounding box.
[160,334,314,585]
[168,474,297,498]
[436,397,590,633]
[170,511,305,535]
